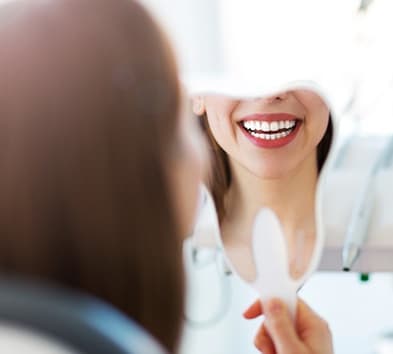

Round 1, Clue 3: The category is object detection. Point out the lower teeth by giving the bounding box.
[249,129,293,140]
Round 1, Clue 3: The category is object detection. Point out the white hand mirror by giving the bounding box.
[191,82,336,317]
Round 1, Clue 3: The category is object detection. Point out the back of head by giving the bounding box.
[0,0,183,351]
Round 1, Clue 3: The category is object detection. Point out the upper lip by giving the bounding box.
[238,113,302,123]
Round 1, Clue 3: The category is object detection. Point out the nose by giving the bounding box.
[264,91,290,103]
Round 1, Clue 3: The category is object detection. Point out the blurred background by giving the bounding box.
[143,0,393,132]
[140,1,393,353]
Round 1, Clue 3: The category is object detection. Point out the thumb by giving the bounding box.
[264,298,303,354]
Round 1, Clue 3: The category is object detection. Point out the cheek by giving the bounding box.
[296,93,330,147]
[306,110,330,148]
[206,113,236,152]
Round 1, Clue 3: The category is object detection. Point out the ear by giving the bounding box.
[192,96,205,116]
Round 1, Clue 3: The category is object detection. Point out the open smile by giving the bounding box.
[239,113,302,148]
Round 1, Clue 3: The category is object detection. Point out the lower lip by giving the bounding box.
[239,121,301,149]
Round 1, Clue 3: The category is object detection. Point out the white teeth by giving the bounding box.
[250,129,292,141]
[270,121,279,132]
[261,121,270,132]
[243,119,297,132]
[286,120,295,128]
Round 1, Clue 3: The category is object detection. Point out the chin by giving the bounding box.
[247,162,294,180]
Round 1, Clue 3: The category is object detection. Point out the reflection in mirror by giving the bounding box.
[192,88,333,283]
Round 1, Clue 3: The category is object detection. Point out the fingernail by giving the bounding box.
[266,299,283,316]
[243,309,252,319]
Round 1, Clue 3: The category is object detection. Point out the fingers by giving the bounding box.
[244,300,272,353]
[296,299,330,333]
[243,299,263,319]
[296,298,333,349]
[254,323,276,354]
[264,298,303,354]
[251,298,333,354]
[296,299,317,330]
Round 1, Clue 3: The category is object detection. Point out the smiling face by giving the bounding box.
[194,90,330,179]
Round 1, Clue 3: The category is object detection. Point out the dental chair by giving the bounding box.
[0,277,166,354]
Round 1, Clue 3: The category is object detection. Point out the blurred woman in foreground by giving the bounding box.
[0,0,333,353]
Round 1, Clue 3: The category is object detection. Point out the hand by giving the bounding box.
[243,298,334,354]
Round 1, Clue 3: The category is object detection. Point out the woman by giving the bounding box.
[0,0,202,351]
[192,91,333,279]
[0,0,332,353]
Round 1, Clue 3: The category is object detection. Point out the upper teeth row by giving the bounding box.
[243,120,296,132]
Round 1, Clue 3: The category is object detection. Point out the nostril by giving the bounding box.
[263,91,289,103]
[275,92,289,100]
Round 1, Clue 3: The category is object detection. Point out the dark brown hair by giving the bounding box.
[199,113,333,221]
[0,0,183,352]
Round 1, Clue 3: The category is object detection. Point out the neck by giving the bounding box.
[223,153,319,239]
